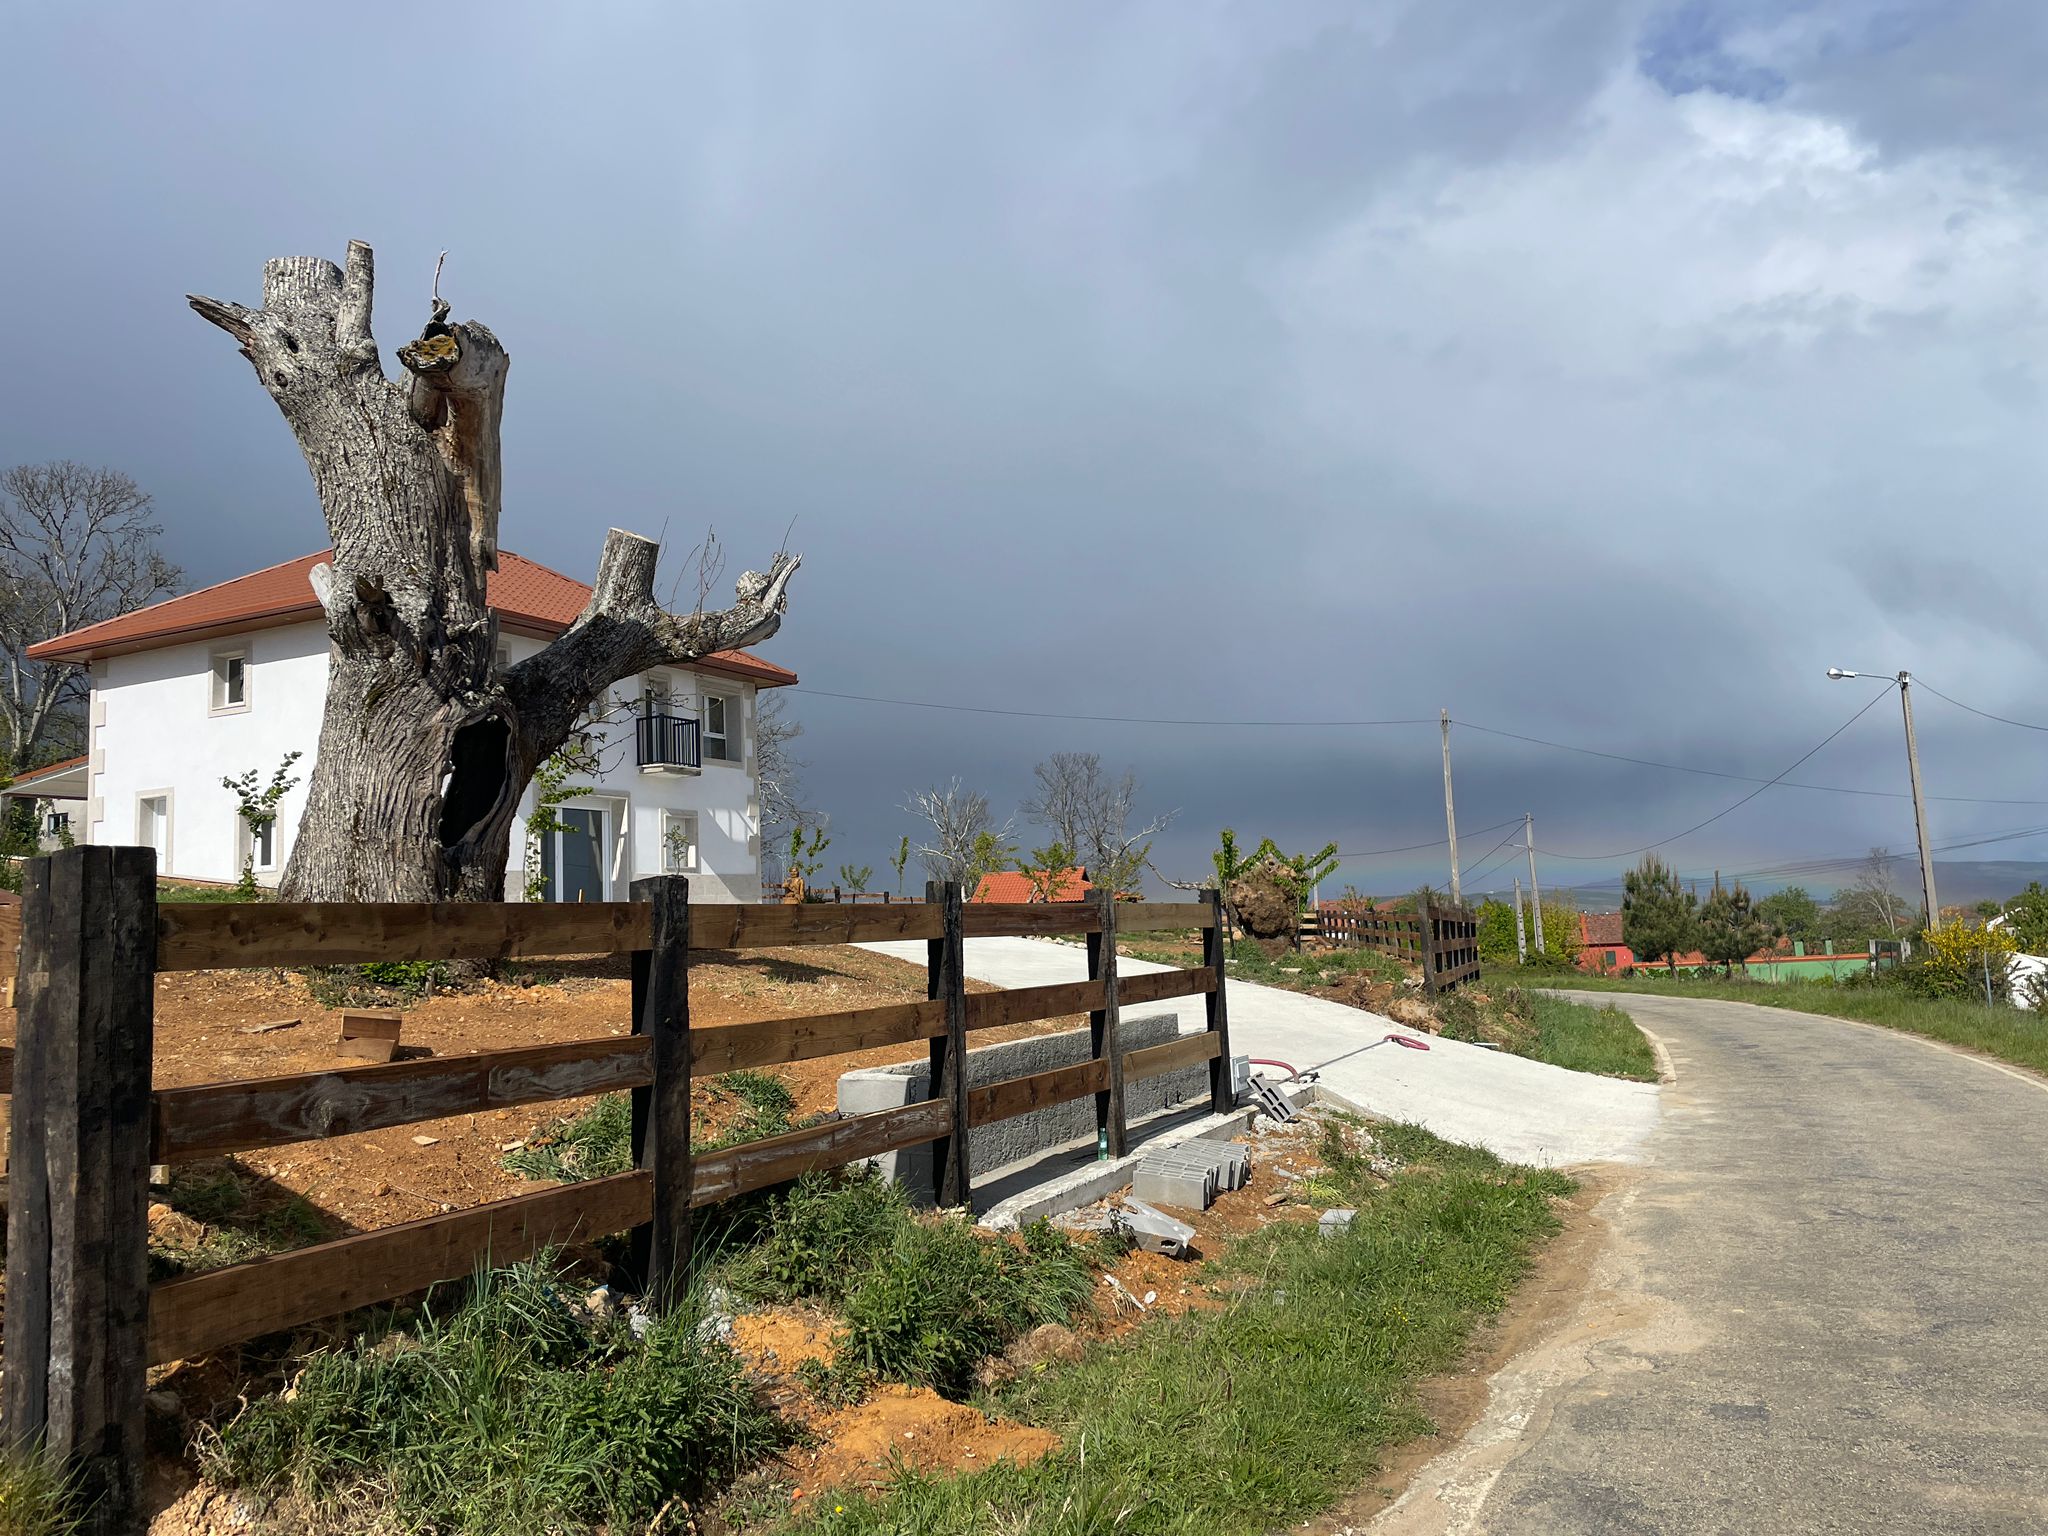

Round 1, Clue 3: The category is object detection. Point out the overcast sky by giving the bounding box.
[7,0,2048,901]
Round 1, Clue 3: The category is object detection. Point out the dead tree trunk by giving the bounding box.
[191,243,797,901]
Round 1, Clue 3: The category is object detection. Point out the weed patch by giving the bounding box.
[503,1093,634,1183]
[302,960,449,1007]
[204,1256,785,1534]
[149,1163,332,1279]
[782,1123,1571,1536]
[0,1451,80,1536]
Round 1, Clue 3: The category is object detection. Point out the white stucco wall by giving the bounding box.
[87,621,766,901]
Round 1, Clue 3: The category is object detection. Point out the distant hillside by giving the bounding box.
[1922,861,2048,909]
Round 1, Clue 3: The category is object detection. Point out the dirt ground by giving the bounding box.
[0,945,1084,1234]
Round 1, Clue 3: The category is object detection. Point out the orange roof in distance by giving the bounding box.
[973,868,1093,903]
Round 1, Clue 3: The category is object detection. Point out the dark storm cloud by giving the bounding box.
[5,0,2047,897]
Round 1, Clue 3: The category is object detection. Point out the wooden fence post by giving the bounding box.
[3,847,156,1534]
[1086,889,1126,1158]
[628,876,691,1307]
[1200,889,1235,1114]
[926,880,970,1208]
[1419,903,1439,1000]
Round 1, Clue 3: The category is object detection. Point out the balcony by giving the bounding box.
[636,712,702,773]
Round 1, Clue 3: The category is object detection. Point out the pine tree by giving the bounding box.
[1698,873,1771,976]
[1623,854,1698,973]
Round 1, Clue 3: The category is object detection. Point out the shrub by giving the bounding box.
[205,1256,785,1533]
[1903,921,2017,1001]
[0,1451,79,1536]
[838,1215,1093,1394]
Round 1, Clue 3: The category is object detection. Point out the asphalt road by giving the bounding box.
[1374,991,2048,1536]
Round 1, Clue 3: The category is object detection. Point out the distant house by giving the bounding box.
[974,867,1092,903]
[1,755,88,850]
[26,549,797,900]
[1576,911,1634,972]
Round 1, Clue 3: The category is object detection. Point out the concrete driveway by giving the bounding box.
[858,936,1660,1166]
[1373,991,2048,1535]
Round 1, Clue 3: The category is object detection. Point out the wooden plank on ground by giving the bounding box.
[155,902,649,970]
[1116,902,1214,933]
[153,1036,653,1163]
[961,903,1102,939]
[967,1057,1109,1126]
[146,1172,653,1365]
[688,903,942,951]
[690,999,945,1074]
[963,978,1103,1032]
[1123,1031,1222,1083]
[1115,967,1217,1007]
[688,1098,953,1207]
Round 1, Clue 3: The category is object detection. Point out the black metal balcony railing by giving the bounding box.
[636,712,702,770]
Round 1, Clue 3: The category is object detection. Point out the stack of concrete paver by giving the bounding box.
[1130,1139,1252,1212]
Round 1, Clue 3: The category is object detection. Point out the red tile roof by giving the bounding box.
[1580,911,1625,947]
[973,868,1093,903]
[27,550,796,687]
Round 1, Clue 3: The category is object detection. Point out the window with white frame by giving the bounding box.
[210,650,248,713]
[238,815,279,872]
[661,810,699,873]
[702,692,736,761]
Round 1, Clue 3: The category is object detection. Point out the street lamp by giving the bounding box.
[1826,668,1938,925]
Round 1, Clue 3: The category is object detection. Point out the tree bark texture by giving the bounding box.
[191,243,798,901]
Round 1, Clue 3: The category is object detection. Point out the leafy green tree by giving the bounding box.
[836,862,873,893]
[222,750,305,898]
[890,836,912,898]
[964,828,1018,895]
[1015,840,1077,903]
[1624,855,1698,974]
[1998,882,2048,953]
[785,825,831,894]
[1697,875,1771,976]
[1756,885,1819,943]
[1476,897,1519,964]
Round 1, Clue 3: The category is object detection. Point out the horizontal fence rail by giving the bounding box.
[6,850,1234,1533]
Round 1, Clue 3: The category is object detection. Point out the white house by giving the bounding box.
[0,754,88,850]
[26,549,798,902]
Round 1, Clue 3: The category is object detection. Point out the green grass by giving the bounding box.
[148,1164,332,1278]
[506,1073,808,1184]
[503,1093,635,1183]
[720,1171,1097,1396]
[776,1123,1570,1536]
[1533,968,2048,1077]
[1526,993,1659,1080]
[205,1255,786,1535]
[0,1451,81,1536]
[154,881,264,904]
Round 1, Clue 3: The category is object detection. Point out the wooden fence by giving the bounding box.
[1319,903,1481,997]
[1,846,1231,1533]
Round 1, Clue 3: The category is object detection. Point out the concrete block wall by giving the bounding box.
[837,1013,1208,1197]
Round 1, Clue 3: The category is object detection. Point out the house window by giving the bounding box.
[211,651,248,713]
[238,816,278,872]
[662,810,699,873]
[703,693,735,762]
[45,810,68,838]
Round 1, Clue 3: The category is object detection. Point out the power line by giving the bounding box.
[1333,816,1521,861]
[1914,679,2048,734]
[1533,686,1896,862]
[792,685,2048,806]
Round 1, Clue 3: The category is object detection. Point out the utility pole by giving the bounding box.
[1513,876,1528,963]
[1898,672,1939,926]
[1441,709,1460,906]
[1525,814,1545,954]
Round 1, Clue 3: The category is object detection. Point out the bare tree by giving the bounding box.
[904,778,1014,885]
[1833,847,1908,937]
[187,243,798,900]
[1020,751,1175,897]
[0,462,182,770]
[755,691,809,844]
